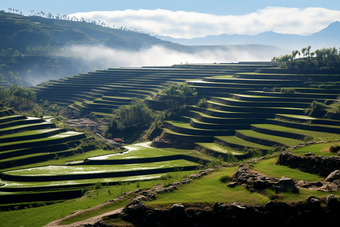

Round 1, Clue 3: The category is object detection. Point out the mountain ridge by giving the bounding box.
[158,21,340,50]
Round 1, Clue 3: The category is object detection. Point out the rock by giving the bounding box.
[311,181,323,187]
[325,170,340,182]
[275,176,299,193]
[170,204,186,217]
[304,152,315,157]
[329,145,340,153]
[306,196,321,208]
[135,195,147,201]
[276,151,340,178]
[318,182,338,192]
[231,202,246,210]
[213,202,228,212]
[325,194,338,207]
[122,198,146,216]
[227,182,238,188]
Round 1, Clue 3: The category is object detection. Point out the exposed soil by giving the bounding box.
[45,203,123,227]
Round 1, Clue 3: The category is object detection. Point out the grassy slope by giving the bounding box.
[237,130,303,146]
[290,141,340,157]
[146,166,269,207]
[252,157,323,181]
[252,124,340,141]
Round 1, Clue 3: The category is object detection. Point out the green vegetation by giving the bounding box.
[305,101,328,117]
[291,141,340,157]
[0,85,37,112]
[0,180,163,227]
[272,46,340,70]
[2,55,340,227]
[252,158,323,181]
[4,160,198,177]
[146,167,269,207]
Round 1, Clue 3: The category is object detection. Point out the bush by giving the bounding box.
[280,88,296,93]
[196,98,208,108]
[305,101,328,117]
[94,182,103,189]
[246,148,263,157]
[219,175,231,183]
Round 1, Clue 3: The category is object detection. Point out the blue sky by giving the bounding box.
[2,0,339,16]
[2,1,340,38]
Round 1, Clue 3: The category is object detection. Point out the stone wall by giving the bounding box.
[275,150,340,177]
[102,195,340,227]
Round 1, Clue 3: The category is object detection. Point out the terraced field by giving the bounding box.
[150,66,340,160]
[33,63,338,162]
[0,106,214,205]
[2,63,340,226]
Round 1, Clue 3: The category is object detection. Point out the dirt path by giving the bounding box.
[44,201,123,227]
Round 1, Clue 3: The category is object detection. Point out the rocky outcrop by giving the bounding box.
[275,150,340,177]
[233,165,299,193]
[111,196,340,227]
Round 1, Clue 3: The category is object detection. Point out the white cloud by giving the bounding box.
[54,45,284,69]
[69,7,340,38]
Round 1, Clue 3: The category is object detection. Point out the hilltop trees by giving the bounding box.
[0,85,36,111]
[271,46,340,70]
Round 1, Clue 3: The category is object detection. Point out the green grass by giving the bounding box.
[212,75,234,78]
[197,143,244,155]
[0,173,167,189]
[59,197,130,225]
[0,149,118,172]
[265,187,340,202]
[237,130,303,147]
[0,121,53,133]
[276,114,315,120]
[0,128,63,139]
[291,141,340,157]
[0,180,163,227]
[0,131,84,148]
[146,167,269,207]
[252,157,323,181]
[216,136,272,150]
[4,160,198,177]
[252,124,340,141]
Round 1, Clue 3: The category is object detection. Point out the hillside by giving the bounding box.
[0,11,180,52]
[0,11,290,86]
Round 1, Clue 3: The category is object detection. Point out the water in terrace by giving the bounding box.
[88,142,166,160]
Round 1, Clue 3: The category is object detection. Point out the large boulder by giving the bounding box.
[325,170,340,182]
[274,176,299,193]
[122,198,146,217]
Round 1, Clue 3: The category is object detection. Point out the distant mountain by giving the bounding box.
[0,11,181,52]
[158,21,340,50]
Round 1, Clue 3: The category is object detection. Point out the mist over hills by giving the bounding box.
[158,21,340,50]
[0,11,291,86]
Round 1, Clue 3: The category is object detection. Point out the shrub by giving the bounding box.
[219,175,231,183]
[94,182,103,189]
[247,148,263,157]
[206,156,224,168]
[280,88,296,93]
[267,145,285,155]
[196,98,208,108]
[305,101,328,117]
